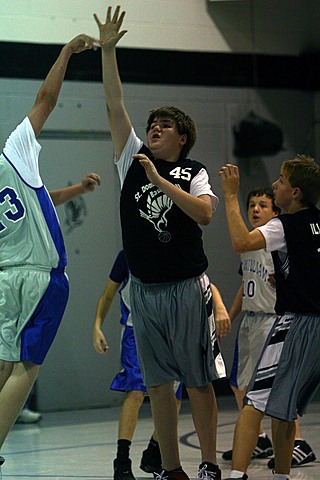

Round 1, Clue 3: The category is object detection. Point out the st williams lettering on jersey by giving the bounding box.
[310,223,320,235]
[241,258,269,282]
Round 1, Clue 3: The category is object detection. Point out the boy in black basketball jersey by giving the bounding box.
[220,156,320,480]
[94,5,227,480]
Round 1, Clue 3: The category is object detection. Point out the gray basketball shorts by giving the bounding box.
[130,273,226,388]
[230,311,277,390]
[246,312,320,421]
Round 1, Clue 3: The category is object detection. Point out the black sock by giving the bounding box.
[116,439,131,462]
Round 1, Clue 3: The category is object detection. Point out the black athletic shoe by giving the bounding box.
[221,448,233,461]
[140,444,162,474]
[196,462,222,480]
[222,434,273,461]
[267,439,316,469]
[114,458,135,480]
[252,434,273,458]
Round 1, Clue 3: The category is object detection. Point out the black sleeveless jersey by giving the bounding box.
[271,206,320,315]
[120,144,209,283]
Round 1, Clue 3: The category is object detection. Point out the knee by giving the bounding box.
[16,361,40,380]
[124,390,145,407]
[0,360,13,373]
[187,383,214,397]
[148,382,175,401]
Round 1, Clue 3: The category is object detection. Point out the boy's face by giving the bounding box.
[146,116,186,161]
[272,170,295,212]
[247,194,278,228]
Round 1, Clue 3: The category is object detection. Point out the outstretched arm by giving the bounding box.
[93,278,121,355]
[28,34,99,138]
[94,5,132,159]
[219,164,266,252]
[49,173,101,206]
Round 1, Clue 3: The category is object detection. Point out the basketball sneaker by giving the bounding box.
[16,408,42,424]
[267,439,316,469]
[196,462,222,480]
[113,458,135,480]
[222,434,273,460]
[140,442,162,474]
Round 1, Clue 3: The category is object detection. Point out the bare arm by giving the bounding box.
[137,154,213,225]
[228,285,243,323]
[211,283,231,339]
[28,35,99,138]
[94,6,132,159]
[93,278,121,355]
[49,173,101,206]
[219,164,266,252]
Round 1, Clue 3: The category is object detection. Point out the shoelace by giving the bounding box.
[154,470,168,480]
[196,464,217,479]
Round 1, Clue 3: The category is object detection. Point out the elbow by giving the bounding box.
[45,93,58,111]
[232,238,251,254]
[198,211,212,226]
[35,90,58,112]
[199,217,211,226]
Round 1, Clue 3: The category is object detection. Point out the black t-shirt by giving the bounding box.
[272,206,320,315]
[120,144,209,283]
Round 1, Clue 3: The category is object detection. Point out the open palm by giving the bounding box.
[94,5,127,49]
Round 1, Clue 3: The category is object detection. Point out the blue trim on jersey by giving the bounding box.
[36,187,67,269]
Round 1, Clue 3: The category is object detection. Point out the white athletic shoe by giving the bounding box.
[16,408,42,424]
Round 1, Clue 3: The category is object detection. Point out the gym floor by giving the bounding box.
[2,395,320,479]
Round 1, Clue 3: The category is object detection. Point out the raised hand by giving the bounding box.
[93,5,127,50]
[219,163,240,197]
[67,33,100,54]
[134,153,162,187]
[81,173,101,193]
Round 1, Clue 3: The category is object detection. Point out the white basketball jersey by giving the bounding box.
[240,249,276,314]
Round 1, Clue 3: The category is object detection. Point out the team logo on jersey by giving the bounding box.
[139,190,173,243]
[64,181,88,234]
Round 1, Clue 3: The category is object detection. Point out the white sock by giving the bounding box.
[230,470,246,478]
[273,474,291,480]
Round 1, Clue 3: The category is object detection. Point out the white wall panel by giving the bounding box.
[1,0,319,55]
